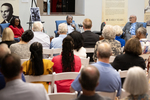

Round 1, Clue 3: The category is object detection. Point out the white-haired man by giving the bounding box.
[70,43,121,97]
[29,21,50,49]
[50,23,67,49]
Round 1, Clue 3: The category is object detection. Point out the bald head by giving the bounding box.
[80,65,100,91]
[97,42,112,59]
[129,15,137,23]
[0,44,11,61]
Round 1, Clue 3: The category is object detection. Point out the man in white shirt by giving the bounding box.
[29,21,50,49]
[136,27,150,54]
[0,54,49,100]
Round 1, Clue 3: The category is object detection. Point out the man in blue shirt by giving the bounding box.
[70,43,121,97]
[50,23,67,49]
[0,44,25,90]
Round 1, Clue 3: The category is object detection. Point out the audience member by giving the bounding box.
[50,23,67,49]
[112,38,145,85]
[70,42,121,96]
[75,65,110,100]
[0,27,17,47]
[136,27,150,54]
[9,17,24,38]
[52,36,81,92]
[0,3,18,23]
[69,31,86,58]
[22,42,53,92]
[0,54,49,100]
[10,30,34,59]
[82,18,99,62]
[123,67,149,100]
[93,25,122,62]
[113,25,125,47]
[122,15,143,41]
[0,44,25,90]
[29,21,50,49]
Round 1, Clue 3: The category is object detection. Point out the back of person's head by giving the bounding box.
[62,36,74,72]
[2,27,14,41]
[113,25,123,36]
[21,30,34,42]
[123,66,148,95]
[1,54,21,79]
[80,65,100,91]
[68,31,84,51]
[83,18,92,29]
[33,21,43,32]
[97,42,112,59]
[124,38,142,55]
[102,25,116,39]
[10,17,22,28]
[1,3,13,15]
[58,23,67,34]
[136,27,147,38]
[29,42,43,75]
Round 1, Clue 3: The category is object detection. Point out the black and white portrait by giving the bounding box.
[30,7,41,22]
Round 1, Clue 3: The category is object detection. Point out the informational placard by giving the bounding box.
[102,0,128,26]
[144,0,150,25]
[0,0,19,24]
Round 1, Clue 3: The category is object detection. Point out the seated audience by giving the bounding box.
[10,30,34,59]
[113,25,125,47]
[29,21,50,49]
[69,31,86,58]
[0,54,49,100]
[82,18,99,62]
[0,27,17,47]
[70,42,121,97]
[123,67,149,100]
[22,42,54,92]
[136,27,150,54]
[111,38,145,84]
[52,36,81,92]
[50,23,67,49]
[0,44,25,90]
[93,25,122,62]
[75,65,110,100]
[9,17,24,38]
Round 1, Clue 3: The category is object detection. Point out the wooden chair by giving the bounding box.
[51,72,79,93]
[21,59,29,65]
[118,69,128,78]
[48,92,77,100]
[109,56,116,63]
[96,90,117,100]
[85,48,94,53]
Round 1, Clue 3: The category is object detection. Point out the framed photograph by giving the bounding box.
[30,7,41,22]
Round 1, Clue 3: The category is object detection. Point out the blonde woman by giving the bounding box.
[0,27,17,47]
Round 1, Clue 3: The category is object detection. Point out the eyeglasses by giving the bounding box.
[129,17,134,19]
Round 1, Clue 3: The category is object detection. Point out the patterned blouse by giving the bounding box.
[122,94,150,100]
[93,39,122,61]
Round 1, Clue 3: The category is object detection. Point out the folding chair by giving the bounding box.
[109,56,116,63]
[85,48,94,53]
[118,69,128,78]
[21,59,29,65]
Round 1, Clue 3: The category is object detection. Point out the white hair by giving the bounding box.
[123,66,148,95]
[102,25,116,39]
[33,21,43,32]
[58,23,67,34]
[113,25,123,36]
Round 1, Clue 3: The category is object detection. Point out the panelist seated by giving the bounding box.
[122,15,143,41]
[9,17,24,38]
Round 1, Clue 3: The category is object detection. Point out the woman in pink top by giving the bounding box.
[52,36,81,92]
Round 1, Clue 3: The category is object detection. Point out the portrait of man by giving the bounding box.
[0,3,18,24]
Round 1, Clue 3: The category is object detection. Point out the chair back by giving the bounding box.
[48,92,77,100]
[118,69,128,78]
[119,89,129,99]
[139,22,147,28]
[96,90,117,100]
[21,59,29,65]
[81,57,90,67]
[0,23,10,35]
[140,54,150,60]
[52,48,62,57]
[109,56,116,63]
[85,48,94,53]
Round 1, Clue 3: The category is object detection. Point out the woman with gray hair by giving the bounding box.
[114,25,125,47]
[123,66,149,100]
[93,25,122,62]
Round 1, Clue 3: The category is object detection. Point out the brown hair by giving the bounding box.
[83,18,92,29]
[124,38,142,55]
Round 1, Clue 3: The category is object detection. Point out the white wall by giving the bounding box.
[19,0,146,38]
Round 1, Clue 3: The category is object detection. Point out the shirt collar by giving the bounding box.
[59,34,67,38]
[96,61,112,67]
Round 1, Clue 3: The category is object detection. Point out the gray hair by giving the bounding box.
[102,25,116,39]
[137,27,147,37]
[33,21,43,32]
[123,66,148,95]
[97,42,112,58]
[113,25,123,36]
[0,43,11,60]
[58,23,68,34]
